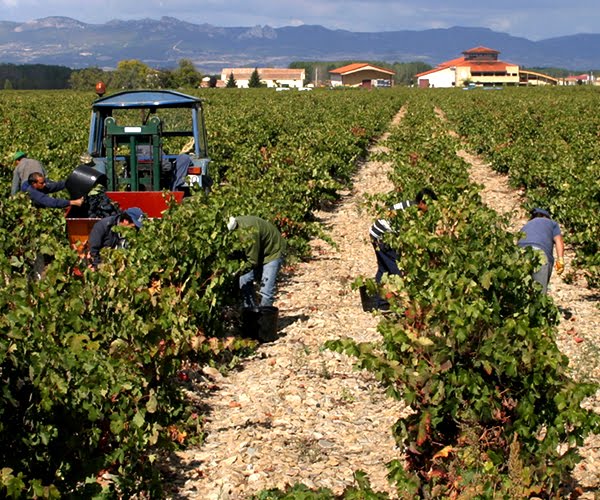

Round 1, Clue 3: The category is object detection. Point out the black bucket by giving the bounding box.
[359,285,379,312]
[241,306,279,342]
[65,165,107,199]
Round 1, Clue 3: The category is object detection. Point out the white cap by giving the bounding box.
[227,216,238,231]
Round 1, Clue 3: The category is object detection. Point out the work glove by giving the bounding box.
[555,258,565,276]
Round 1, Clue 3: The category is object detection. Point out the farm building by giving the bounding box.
[329,63,395,88]
[560,73,596,85]
[220,68,305,88]
[519,70,559,86]
[415,46,557,88]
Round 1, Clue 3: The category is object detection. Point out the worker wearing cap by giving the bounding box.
[88,207,145,268]
[517,208,565,293]
[10,151,48,196]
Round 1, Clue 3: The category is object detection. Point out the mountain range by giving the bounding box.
[1,16,599,73]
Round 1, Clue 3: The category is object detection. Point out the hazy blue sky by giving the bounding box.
[0,0,597,41]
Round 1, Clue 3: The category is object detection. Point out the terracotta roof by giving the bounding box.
[221,68,305,80]
[437,56,465,68]
[330,63,368,73]
[330,63,395,75]
[463,46,500,54]
[416,53,517,77]
[415,66,451,77]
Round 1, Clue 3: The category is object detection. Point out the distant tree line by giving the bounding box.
[0,59,436,91]
[289,60,434,86]
[69,59,204,91]
[1,63,72,90]
[4,59,598,91]
[523,67,599,78]
[0,59,205,91]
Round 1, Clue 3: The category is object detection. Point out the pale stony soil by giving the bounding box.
[162,107,599,499]
[162,108,409,499]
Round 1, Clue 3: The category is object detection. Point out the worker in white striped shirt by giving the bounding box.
[369,188,437,309]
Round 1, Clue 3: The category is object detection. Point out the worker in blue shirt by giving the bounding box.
[22,172,83,209]
[517,208,565,293]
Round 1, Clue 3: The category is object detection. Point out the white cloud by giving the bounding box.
[488,17,516,35]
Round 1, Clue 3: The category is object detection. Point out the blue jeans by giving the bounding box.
[371,238,402,309]
[239,257,283,308]
[372,239,402,283]
[530,247,551,294]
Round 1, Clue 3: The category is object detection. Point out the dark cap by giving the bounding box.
[531,207,551,218]
[124,207,145,228]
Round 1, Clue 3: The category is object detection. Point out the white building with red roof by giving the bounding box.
[329,63,395,88]
[561,73,594,85]
[416,46,520,88]
[220,68,305,88]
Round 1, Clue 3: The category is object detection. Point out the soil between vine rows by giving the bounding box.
[162,107,600,499]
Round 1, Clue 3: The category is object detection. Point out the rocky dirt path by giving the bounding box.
[163,108,409,499]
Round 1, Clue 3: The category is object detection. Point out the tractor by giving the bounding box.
[65,88,211,253]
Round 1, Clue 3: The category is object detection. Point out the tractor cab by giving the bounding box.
[87,89,211,192]
[65,89,211,255]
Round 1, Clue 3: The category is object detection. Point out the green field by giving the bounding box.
[1,86,598,498]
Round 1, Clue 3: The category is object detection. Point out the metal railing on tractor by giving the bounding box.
[104,115,163,191]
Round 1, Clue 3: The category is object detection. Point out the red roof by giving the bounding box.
[330,63,395,75]
[439,56,465,67]
[463,46,500,54]
[565,74,590,81]
[415,67,447,77]
[415,49,516,78]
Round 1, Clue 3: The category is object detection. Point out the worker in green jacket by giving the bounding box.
[227,215,286,308]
